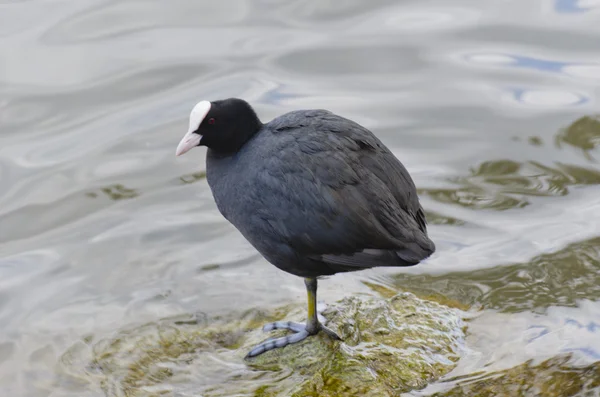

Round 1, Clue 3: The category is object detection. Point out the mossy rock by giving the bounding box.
[433,354,600,397]
[58,292,465,396]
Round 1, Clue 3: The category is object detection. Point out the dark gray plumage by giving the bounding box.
[207,108,434,276]
[176,98,435,358]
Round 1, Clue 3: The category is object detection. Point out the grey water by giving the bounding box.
[1,0,600,395]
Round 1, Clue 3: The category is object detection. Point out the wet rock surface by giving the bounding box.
[59,292,466,396]
[432,354,600,397]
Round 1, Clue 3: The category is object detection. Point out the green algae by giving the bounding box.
[59,293,465,397]
[390,236,600,314]
[434,354,600,397]
[245,293,465,396]
[556,115,600,156]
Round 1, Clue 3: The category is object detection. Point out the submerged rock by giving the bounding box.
[432,354,600,397]
[59,292,465,397]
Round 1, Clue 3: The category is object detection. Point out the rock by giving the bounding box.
[60,292,465,397]
[432,354,600,397]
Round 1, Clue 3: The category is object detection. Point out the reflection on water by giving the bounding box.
[431,354,600,396]
[178,171,206,185]
[391,236,600,313]
[421,115,600,211]
[555,0,600,14]
[86,184,140,201]
[422,158,600,210]
[464,51,600,85]
[556,115,600,155]
[424,211,466,226]
[1,0,600,396]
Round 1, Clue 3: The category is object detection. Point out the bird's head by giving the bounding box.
[176,98,262,156]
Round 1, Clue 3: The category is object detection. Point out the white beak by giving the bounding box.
[176,100,211,156]
[175,130,202,156]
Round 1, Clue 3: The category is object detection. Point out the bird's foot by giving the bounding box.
[245,314,342,359]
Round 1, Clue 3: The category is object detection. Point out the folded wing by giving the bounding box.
[253,110,435,274]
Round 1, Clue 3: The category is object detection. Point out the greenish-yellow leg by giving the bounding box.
[245,278,342,359]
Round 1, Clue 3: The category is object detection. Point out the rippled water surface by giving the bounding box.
[2,1,600,396]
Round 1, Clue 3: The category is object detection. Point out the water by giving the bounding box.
[1,0,599,395]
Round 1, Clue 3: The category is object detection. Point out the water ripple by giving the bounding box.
[1,0,600,395]
[507,87,589,108]
[41,0,251,44]
[462,51,600,83]
[555,0,600,13]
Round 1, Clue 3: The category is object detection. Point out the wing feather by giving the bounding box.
[251,110,435,272]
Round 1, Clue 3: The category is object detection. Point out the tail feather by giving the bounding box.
[307,236,435,274]
[311,249,420,273]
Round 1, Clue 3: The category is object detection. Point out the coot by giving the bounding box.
[176,98,435,358]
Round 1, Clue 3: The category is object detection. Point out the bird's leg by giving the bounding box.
[304,277,341,340]
[245,278,342,359]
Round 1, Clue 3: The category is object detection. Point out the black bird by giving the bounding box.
[176,98,435,358]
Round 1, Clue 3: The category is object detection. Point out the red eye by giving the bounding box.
[208,118,216,125]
